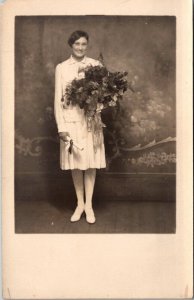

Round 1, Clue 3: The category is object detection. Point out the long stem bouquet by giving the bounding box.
[61,64,130,134]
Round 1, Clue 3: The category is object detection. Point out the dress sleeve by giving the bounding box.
[98,61,103,67]
[54,64,66,133]
[94,59,103,67]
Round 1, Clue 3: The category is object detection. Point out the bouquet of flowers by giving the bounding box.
[61,64,130,132]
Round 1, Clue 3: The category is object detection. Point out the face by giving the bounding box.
[72,37,88,58]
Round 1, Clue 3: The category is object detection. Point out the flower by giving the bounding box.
[64,64,129,118]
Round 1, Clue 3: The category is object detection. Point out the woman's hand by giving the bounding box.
[59,132,70,142]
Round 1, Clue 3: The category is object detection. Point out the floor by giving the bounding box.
[15,197,176,234]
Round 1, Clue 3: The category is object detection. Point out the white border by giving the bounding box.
[1,0,193,298]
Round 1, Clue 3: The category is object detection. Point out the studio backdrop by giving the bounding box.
[15,16,176,204]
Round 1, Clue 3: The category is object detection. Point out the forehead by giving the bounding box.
[74,37,88,43]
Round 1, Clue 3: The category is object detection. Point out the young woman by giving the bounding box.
[54,30,106,224]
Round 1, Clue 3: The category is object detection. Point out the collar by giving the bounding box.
[68,55,87,65]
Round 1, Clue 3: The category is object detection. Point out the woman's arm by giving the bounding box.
[54,64,67,133]
[59,131,70,142]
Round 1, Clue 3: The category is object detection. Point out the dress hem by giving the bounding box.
[60,166,106,171]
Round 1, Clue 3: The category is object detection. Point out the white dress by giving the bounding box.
[54,55,106,170]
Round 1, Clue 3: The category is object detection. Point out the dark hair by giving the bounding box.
[68,30,89,47]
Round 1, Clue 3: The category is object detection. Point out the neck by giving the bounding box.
[71,54,85,62]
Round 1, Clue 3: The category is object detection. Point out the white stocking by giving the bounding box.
[71,169,85,208]
[84,168,96,209]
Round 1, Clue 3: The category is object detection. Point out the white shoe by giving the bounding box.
[70,206,84,222]
[84,206,96,224]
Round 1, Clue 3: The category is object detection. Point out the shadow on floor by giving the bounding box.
[15,172,176,233]
[15,197,176,234]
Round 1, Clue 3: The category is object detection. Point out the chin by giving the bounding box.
[75,53,85,58]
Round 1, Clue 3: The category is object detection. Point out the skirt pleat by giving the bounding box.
[60,118,106,170]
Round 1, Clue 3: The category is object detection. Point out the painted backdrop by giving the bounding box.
[15,16,176,173]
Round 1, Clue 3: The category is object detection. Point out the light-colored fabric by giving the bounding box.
[54,55,106,170]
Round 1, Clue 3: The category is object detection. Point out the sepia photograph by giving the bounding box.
[1,0,192,299]
[15,15,176,233]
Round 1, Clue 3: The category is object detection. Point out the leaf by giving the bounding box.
[113,94,118,101]
[78,87,84,92]
[118,90,124,95]
[86,98,91,104]
[91,90,98,95]
[109,101,117,107]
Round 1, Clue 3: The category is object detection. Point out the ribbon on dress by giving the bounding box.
[61,136,84,154]
[86,109,106,153]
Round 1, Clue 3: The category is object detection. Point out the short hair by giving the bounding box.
[68,30,89,47]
